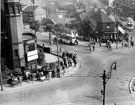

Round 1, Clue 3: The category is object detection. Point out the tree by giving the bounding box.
[46,23,54,32]
[69,19,80,29]
[54,24,65,33]
[30,20,40,34]
[37,52,45,66]
[78,17,96,37]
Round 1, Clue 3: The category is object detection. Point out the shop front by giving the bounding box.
[24,39,38,73]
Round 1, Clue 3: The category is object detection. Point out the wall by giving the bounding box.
[35,7,46,22]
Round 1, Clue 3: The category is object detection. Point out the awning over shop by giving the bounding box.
[118,26,125,34]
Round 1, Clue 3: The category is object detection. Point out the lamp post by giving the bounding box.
[56,33,60,77]
[0,67,3,91]
[31,0,35,21]
[102,70,106,105]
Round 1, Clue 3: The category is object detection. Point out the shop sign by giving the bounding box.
[27,50,38,57]
[27,50,38,61]
[27,54,38,62]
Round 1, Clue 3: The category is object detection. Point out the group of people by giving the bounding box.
[7,74,22,87]
[88,41,96,52]
[121,37,134,48]
[62,50,78,68]
[106,40,112,51]
[7,50,78,86]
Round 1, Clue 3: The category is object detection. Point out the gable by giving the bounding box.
[94,10,115,23]
[23,6,38,12]
[35,7,46,12]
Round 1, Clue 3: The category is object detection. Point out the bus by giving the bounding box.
[126,17,134,31]
[56,29,78,45]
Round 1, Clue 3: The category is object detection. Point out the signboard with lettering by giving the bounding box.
[27,50,38,61]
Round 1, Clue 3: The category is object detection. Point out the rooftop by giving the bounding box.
[93,10,115,23]
[23,6,39,12]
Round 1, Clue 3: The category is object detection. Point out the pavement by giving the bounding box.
[1,31,135,105]
[0,63,80,94]
[44,53,62,63]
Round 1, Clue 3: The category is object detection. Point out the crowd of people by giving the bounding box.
[7,50,78,87]
[121,36,134,48]
[62,50,78,68]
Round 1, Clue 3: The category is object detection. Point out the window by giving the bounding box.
[14,3,20,15]
[106,24,110,29]
[8,3,14,15]
[5,2,21,16]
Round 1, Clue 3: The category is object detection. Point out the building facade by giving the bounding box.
[93,10,116,42]
[1,0,38,72]
[22,6,46,24]
[1,0,25,69]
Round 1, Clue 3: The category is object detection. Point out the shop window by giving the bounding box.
[26,43,36,52]
[29,43,35,51]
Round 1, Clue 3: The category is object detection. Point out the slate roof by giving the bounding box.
[23,6,38,12]
[42,18,55,25]
[93,10,115,23]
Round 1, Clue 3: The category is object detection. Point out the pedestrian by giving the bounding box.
[99,41,101,47]
[73,54,77,67]
[89,44,92,52]
[17,75,22,86]
[121,40,124,48]
[92,45,95,51]
[131,40,134,47]
[101,89,103,100]
[36,71,40,81]
[56,67,60,78]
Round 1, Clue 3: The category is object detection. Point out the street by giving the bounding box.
[0,31,135,105]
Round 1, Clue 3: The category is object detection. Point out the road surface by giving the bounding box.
[0,32,135,105]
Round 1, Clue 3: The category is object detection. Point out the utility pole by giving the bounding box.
[32,0,35,21]
[46,0,48,18]
[103,70,106,105]
[56,36,60,77]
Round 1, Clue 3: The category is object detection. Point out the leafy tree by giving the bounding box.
[37,52,45,66]
[69,19,81,29]
[54,24,65,33]
[30,20,40,34]
[78,17,96,37]
[46,23,54,32]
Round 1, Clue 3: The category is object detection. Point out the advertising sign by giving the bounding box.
[27,50,38,61]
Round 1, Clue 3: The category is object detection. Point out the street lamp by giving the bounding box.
[55,33,60,77]
[31,0,35,21]
[0,68,3,91]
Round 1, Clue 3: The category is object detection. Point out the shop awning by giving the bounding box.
[118,26,125,34]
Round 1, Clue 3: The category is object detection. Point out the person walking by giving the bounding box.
[89,43,92,52]
[92,45,95,51]
[121,40,124,48]
[99,38,101,47]
[100,89,103,100]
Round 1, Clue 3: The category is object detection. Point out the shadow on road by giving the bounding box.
[83,95,102,101]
